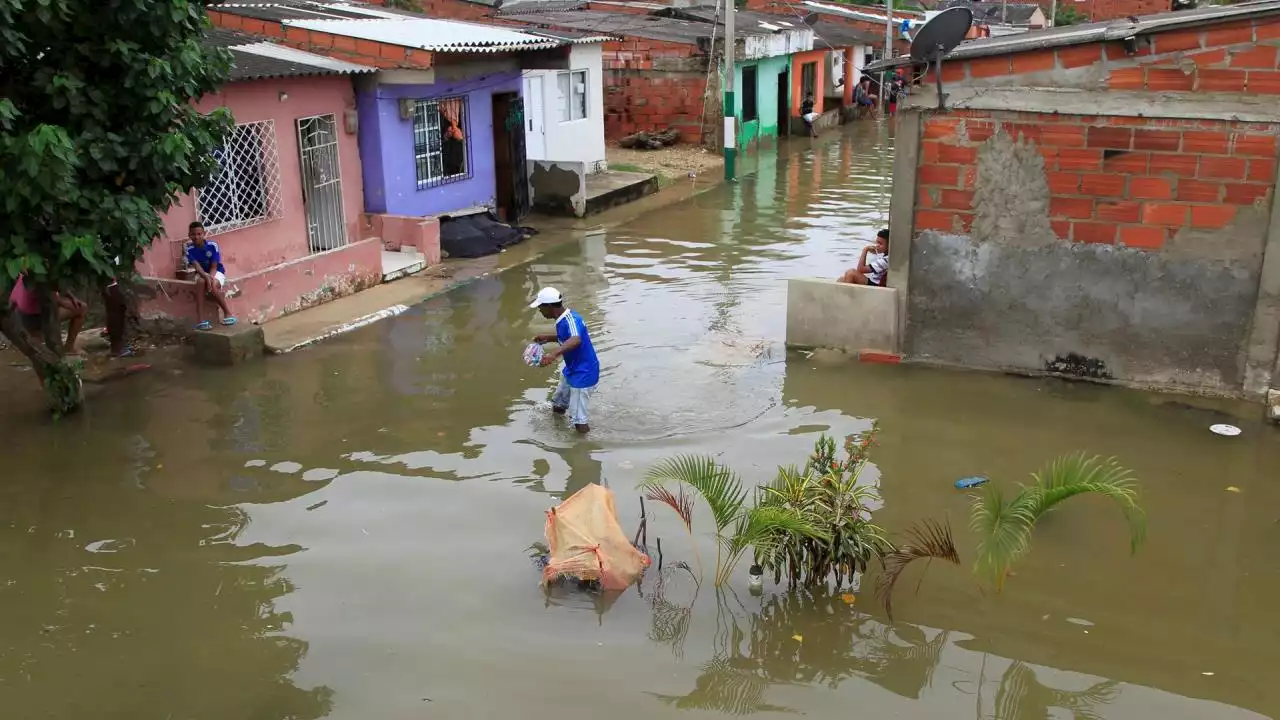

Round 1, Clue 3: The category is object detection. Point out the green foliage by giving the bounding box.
[640,455,828,587]
[970,453,1147,590]
[1052,4,1088,26]
[0,0,233,406]
[641,427,892,588]
[755,427,892,589]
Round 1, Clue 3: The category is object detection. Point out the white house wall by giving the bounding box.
[522,43,607,172]
[742,28,813,60]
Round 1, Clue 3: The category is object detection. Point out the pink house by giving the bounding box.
[137,31,423,327]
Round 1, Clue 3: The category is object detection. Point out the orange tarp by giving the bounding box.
[542,484,650,591]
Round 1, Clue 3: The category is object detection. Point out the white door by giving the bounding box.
[523,75,547,160]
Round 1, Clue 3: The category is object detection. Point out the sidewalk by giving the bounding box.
[262,174,725,353]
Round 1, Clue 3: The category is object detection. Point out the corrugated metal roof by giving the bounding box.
[283,16,567,51]
[204,26,376,80]
[865,0,1280,72]
[807,18,881,47]
[235,41,378,72]
[501,8,778,44]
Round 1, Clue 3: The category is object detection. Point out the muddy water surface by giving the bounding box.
[3,125,1279,719]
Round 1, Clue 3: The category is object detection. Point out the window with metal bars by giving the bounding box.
[195,120,284,232]
[413,96,471,189]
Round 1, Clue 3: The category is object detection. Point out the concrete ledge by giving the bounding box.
[137,238,383,327]
[192,323,265,366]
[785,278,899,353]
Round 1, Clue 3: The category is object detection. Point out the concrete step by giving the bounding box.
[381,249,426,282]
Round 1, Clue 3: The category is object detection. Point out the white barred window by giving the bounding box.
[196,120,284,233]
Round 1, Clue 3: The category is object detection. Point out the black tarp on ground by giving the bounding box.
[439,212,533,259]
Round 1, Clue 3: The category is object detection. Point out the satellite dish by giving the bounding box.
[909,6,973,110]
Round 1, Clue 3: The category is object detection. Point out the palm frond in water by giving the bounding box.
[647,655,799,716]
[970,485,1037,591]
[971,454,1147,590]
[1028,453,1147,553]
[644,484,694,532]
[875,518,960,622]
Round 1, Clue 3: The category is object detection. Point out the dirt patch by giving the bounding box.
[608,143,723,184]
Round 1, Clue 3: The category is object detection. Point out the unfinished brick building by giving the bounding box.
[874,2,1280,409]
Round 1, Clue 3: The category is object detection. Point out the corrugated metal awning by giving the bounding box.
[283,16,568,52]
[234,41,377,73]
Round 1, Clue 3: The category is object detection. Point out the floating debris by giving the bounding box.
[1225,486,1242,493]
[1210,424,1241,437]
[955,476,988,489]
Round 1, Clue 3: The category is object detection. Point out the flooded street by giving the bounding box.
[3,124,1280,719]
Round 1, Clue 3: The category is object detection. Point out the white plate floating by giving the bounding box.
[1210,424,1242,437]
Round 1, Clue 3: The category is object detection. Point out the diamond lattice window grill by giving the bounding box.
[195,120,284,233]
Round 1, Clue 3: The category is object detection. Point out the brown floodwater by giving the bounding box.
[3,124,1279,720]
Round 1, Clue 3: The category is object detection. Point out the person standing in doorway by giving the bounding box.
[530,287,599,434]
[185,221,237,331]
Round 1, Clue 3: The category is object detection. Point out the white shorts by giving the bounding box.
[200,271,226,289]
[552,376,594,426]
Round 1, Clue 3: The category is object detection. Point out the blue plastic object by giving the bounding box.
[955,476,988,489]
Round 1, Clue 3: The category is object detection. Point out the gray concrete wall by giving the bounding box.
[786,278,898,352]
[528,160,587,217]
[906,131,1271,393]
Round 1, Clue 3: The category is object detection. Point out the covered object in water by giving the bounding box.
[542,484,650,591]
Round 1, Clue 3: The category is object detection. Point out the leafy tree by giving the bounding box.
[1053,4,1089,26]
[0,0,233,413]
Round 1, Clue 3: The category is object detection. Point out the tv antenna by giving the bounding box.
[909,6,974,111]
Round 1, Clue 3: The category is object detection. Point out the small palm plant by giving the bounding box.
[640,455,829,587]
[971,453,1147,590]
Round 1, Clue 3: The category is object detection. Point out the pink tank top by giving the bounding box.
[8,275,41,315]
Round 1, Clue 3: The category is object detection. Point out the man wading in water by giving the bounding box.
[530,287,600,434]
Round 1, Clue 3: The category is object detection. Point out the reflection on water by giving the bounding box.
[3,126,1279,719]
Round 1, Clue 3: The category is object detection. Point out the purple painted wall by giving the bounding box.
[357,70,521,217]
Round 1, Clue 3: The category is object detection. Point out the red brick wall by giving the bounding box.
[602,39,712,145]
[916,111,1277,249]
[416,0,493,21]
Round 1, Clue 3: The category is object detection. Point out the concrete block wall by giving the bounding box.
[602,39,713,145]
[894,13,1280,398]
[915,111,1277,249]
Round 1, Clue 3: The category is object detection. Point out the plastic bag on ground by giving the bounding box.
[542,484,650,591]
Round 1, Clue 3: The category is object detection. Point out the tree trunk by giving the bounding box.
[0,303,85,416]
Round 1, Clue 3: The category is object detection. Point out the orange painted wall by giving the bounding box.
[790,50,827,116]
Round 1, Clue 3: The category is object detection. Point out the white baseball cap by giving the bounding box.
[529,287,563,308]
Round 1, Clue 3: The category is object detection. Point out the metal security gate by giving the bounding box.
[502,96,530,221]
[297,114,346,253]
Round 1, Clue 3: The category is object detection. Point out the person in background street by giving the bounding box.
[800,93,820,137]
[530,287,599,434]
[185,221,237,331]
[838,229,889,287]
[100,254,134,357]
[8,273,88,357]
[888,70,906,115]
[855,78,878,117]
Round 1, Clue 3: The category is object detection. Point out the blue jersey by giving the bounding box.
[555,308,599,389]
[186,240,225,274]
